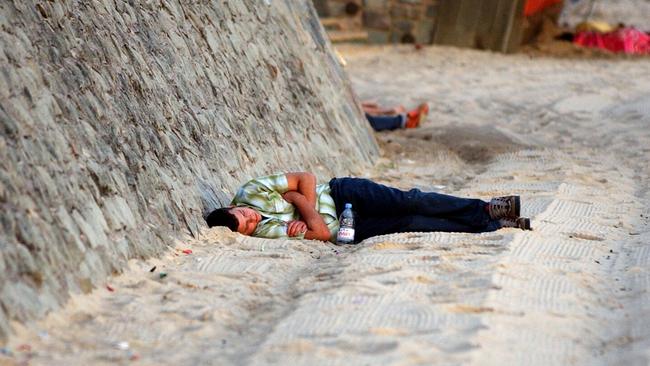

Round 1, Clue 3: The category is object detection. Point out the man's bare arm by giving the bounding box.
[282,191,330,241]
[285,172,317,207]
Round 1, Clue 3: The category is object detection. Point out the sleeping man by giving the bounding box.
[206,172,531,243]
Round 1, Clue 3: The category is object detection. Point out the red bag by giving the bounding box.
[574,28,650,55]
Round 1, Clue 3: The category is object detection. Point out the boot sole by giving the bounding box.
[513,196,521,218]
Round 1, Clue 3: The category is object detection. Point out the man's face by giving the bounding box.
[229,207,262,235]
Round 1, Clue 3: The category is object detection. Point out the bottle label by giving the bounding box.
[337,227,355,242]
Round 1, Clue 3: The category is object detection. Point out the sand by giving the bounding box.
[3,45,650,365]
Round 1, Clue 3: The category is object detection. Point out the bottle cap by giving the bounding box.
[344,203,352,209]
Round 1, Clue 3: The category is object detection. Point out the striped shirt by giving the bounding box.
[231,173,339,242]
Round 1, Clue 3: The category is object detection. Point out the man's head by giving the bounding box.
[206,206,262,236]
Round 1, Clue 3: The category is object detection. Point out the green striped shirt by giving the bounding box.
[231,173,339,242]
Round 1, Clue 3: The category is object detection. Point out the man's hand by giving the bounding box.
[281,191,330,241]
[287,220,307,237]
[282,191,300,204]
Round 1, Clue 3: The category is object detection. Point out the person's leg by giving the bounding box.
[365,113,405,131]
[329,177,491,228]
[362,102,406,116]
[355,215,501,242]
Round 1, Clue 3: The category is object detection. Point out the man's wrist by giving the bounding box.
[284,191,305,203]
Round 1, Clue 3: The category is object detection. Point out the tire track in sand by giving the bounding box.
[466,148,642,366]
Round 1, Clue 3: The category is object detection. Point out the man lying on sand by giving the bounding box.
[362,101,429,131]
[206,172,532,243]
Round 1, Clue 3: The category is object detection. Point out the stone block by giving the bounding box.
[414,19,435,44]
[407,5,425,19]
[395,20,415,32]
[389,6,408,18]
[367,30,390,43]
[363,10,391,30]
[327,1,347,17]
[102,196,137,230]
[364,0,389,11]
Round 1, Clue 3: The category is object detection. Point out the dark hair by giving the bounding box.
[206,207,238,232]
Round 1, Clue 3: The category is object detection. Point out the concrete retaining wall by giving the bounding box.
[314,0,440,44]
[0,0,378,339]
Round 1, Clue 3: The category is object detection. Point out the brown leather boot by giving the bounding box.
[500,217,532,230]
[488,195,521,219]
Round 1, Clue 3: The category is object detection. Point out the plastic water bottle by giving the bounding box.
[336,203,355,244]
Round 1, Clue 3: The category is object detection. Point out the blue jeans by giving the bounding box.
[329,177,501,242]
[365,113,404,131]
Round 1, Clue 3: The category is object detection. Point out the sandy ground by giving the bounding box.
[3,45,650,366]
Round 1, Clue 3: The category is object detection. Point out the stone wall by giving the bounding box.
[0,0,378,340]
[364,0,439,44]
[314,0,439,44]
